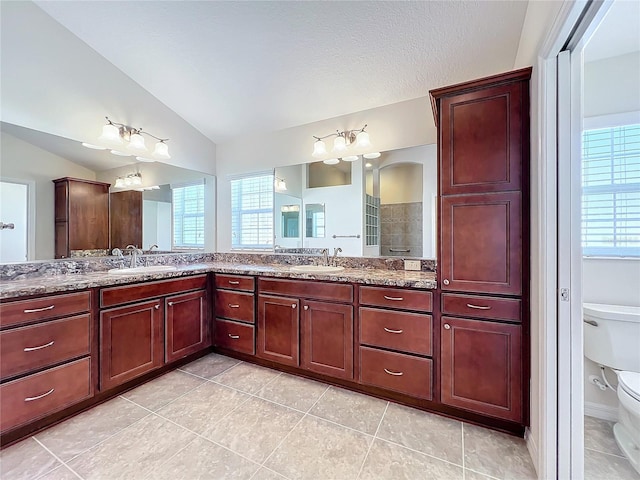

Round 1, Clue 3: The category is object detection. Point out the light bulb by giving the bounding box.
[124,176,132,186]
[312,139,327,158]
[128,132,147,152]
[99,123,122,144]
[323,158,339,165]
[332,135,347,153]
[152,141,171,159]
[355,131,371,149]
[131,174,142,186]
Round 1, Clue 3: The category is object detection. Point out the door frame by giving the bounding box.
[0,177,36,261]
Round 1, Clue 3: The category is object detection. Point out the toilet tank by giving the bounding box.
[583,303,640,373]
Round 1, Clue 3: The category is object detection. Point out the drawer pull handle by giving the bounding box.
[168,302,174,307]
[24,305,55,314]
[25,388,55,402]
[23,341,55,352]
[228,304,240,308]
[292,304,297,309]
[383,328,403,334]
[228,334,240,339]
[466,303,491,310]
[384,368,404,376]
[443,323,451,330]
[383,296,404,301]
[228,281,240,285]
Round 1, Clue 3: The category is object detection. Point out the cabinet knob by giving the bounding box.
[303,305,309,310]
[443,323,451,330]
[168,302,174,307]
[154,305,160,310]
[291,304,297,309]
[443,279,450,285]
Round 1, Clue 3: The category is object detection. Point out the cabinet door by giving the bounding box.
[257,295,299,366]
[441,316,522,422]
[440,192,521,295]
[68,180,110,251]
[301,300,353,380]
[165,290,210,363]
[440,82,523,195]
[100,300,163,390]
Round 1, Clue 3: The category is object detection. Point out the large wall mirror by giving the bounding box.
[0,122,215,262]
[272,143,437,258]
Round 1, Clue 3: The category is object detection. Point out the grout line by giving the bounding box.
[32,437,84,480]
[139,436,202,480]
[464,468,501,480]
[584,445,629,459]
[373,436,466,470]
[355,401,389,479]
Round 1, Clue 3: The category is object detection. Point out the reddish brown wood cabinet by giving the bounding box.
[214,274,256,355]
[110,190,142,251]
[165,290,210,363]
[431,67,530,425]
[257,294,300,366]
[53,177,110,258]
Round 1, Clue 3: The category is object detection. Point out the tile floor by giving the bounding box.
[584,415,639,480]
[1,353,538,480]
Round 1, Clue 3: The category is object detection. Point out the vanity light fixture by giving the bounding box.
[312,124,379,164]
[114,172,143,189]
[274,176,287,191]
[83,116,171,161]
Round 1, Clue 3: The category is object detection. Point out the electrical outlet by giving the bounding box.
[404,260,421,271]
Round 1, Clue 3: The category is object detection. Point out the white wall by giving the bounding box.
[0,131,97,260]
[380,163,423,204]
[584,52,640,118]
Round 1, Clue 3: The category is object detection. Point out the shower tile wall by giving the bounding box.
[380,202,423,257]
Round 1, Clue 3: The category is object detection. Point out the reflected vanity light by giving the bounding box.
[274,176,287,191]
[114,172,143,189]
[82,116,171,160]
[363,152,381,159]
[312,124,378,164]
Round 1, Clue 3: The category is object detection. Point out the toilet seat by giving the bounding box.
[619,371,640,402]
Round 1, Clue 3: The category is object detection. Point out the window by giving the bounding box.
[231,173,273,249]
[582,124,640,257]
[172,183,205,249]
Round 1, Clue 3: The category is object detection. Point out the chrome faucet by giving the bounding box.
[112,248,125,268]
[321,248,329,266]
[125,245,143,268]
[332,247,342,266]
[147,244,159,254]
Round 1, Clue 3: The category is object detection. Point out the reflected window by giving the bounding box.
[231,173,274,249]
[172,183,205,249]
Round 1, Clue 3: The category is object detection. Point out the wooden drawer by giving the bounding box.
[359,286,432,312]
[215,274,255,292]
[214,319,255,355]
[360,346,432,400]
[0,314,90,380]
[259,278,353,303]
[441,293,521,322]
[360,308,431,356]
[0,291,90,328]
[0,357,92,433]
[215,290,255,323]
[100,275,207,308]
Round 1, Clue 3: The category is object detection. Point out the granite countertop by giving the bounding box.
[0,262,437,300]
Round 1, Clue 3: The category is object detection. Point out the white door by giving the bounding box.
[0,181,28,262]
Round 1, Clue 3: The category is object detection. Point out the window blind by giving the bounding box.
[172,183,205,248]
[231,174,274,249]
[582,124,640,257]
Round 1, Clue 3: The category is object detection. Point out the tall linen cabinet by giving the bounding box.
[430,68,531,426]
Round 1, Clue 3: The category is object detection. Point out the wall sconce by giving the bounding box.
[274,176,287,191]
[311,124,380,164]
[114,172,143,189]
[82,116,171,161]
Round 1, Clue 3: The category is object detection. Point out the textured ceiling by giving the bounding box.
[36,1,529,142]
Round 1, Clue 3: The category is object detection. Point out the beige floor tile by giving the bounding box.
[463,424,536,480]
[309,386,387,434]
[66,414,196,480]
[464,469,500,480]
[359,438,463,480]
[156,381,250,434]
[147,437,259,480]
[179,353,241,379]
[264,415,372,480]
[585,448,639,480]
[35,396,149,462]
[0,438,60,480]
[251,467,290,480]
[202,397,303,463]
[377,403,462,465]
[257,373,328,412]
[584,415,625,457]
[213,362,282,394]
[121,370,206,411]
[36,465,81,480]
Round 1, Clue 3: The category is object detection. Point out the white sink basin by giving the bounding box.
[290,265,345,274]
[108,265,178,275]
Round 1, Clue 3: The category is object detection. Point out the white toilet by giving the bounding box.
[583,302,640,474]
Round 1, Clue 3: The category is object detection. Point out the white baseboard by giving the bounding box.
[525,427,539,478]
[585,401,618,422]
